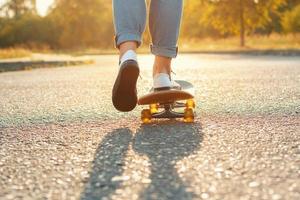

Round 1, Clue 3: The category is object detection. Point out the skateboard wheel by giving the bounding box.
[141,109,152,123]
[149,103,159,114]
[186,99,195,109]
[184,108,194,123]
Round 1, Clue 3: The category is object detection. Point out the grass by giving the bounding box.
[0,48,32,59]
[71,34,300,56]
[0,34,299,59]
[178,34,300,52]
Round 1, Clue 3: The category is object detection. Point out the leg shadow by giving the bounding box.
[81,128,132,200]
[133,122,203,200]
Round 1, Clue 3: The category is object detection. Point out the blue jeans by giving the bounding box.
[113,0,183,58]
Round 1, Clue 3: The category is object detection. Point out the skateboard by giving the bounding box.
[138,80,196,123]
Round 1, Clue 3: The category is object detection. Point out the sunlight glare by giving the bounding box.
[36,0,54,16]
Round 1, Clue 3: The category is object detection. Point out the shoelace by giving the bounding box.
[170,70,177,81]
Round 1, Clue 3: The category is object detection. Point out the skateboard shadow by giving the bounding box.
[133,121,203,200]
[81,128,132,200]
[81,122,202,200]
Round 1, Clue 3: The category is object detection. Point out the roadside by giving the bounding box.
[0,53,94,73]
[0,35,299,73]
[66,34,300,56]
[1,50,300,73]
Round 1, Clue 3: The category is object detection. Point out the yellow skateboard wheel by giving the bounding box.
[186,99,196,109]
[184,108,194,123]
[141,109,152,123]
[149,103,159,114]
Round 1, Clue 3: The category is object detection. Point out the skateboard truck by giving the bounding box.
[141,99,196,123]
[138,80,196,123]
[152,104,184,119]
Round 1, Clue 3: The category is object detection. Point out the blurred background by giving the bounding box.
[0,0,299,57]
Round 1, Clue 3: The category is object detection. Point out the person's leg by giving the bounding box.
[112,0,147,112]
[119,42,137,60]
[113,0,146,59]
[149,0,183,78]
[152,56,171,77]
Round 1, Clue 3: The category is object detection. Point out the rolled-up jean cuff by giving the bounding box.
[150,44,178,58]
[115,33,142,48]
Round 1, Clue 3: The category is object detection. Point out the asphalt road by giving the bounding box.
[0,54,299,200]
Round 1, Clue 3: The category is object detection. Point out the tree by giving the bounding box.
[47,0,113,49]
[0,0,37,18]
[181,0,221,39]
[200,0,286,46]
[281,4,300,33]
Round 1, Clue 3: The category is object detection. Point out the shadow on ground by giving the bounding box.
[81,121,203,200]
[81,128,132,199]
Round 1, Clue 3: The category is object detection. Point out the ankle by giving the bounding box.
[119,41,137,59]
[153,55,172,77]
[153,66,171,77]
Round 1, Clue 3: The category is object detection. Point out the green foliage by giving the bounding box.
[182,1,221,38]
[281,4,300,33]
[48,0,114,49]
[182,0,287,46]
[284,0,300,9]
[201,0,285,34]
[0,14,56,47]
[0,0,36,18]
[0,0,299,49]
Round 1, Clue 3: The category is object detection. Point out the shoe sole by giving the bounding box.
[112,60,140,112]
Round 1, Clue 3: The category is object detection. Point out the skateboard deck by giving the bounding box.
[138,80,196,123]
[138,80,195,105]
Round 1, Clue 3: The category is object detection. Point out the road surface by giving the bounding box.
[0,54,299,200]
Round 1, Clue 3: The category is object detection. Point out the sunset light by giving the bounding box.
[0,0,299,199]
[36,0,54,16]
[0,0,54,16]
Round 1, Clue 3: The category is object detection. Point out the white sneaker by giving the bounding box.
[120,50,137,66]
[153,73,181,91]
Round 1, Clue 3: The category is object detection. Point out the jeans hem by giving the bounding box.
[150,44,178,58]
[115,33,142,48]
